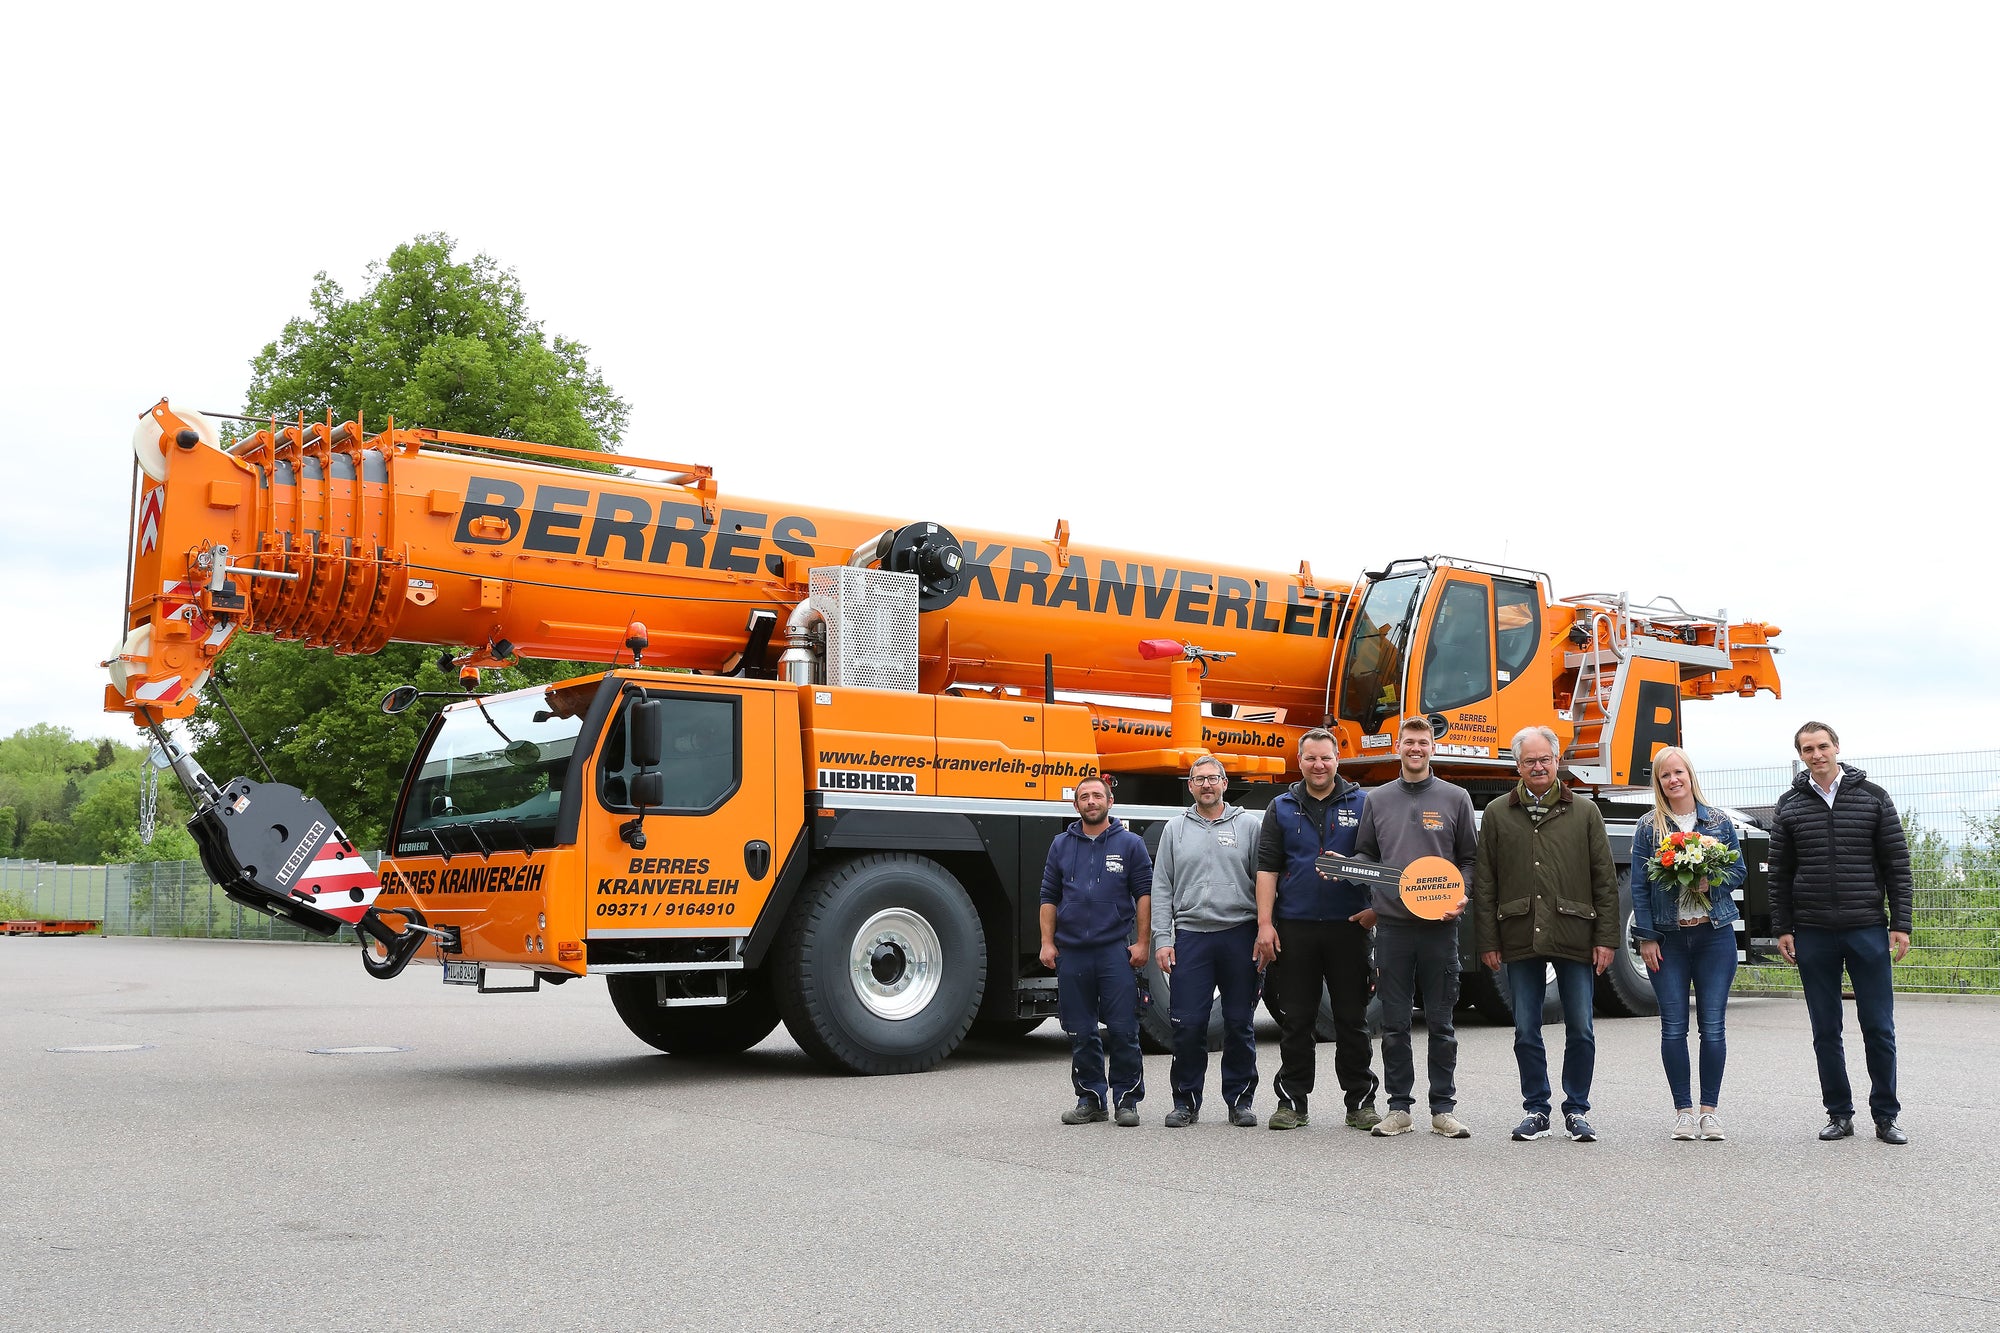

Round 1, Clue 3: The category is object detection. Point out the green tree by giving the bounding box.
[189,234,631,850]
[22,820,70,862]
[245,233,627,451]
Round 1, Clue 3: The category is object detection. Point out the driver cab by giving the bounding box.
[1334,557,1549,772]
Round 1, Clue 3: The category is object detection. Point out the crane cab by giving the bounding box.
[1332,558,1565,787]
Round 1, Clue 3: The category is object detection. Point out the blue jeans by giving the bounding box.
[1649,922,1737,1109]
[1168,921,1260,1113]
[1794,925,1899,1122]
[1057,942,1145,1111]
[1506,957,1597,1117]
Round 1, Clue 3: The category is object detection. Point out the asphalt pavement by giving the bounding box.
[3,937,1996,1332]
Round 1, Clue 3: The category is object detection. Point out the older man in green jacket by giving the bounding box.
[1474,725,1619,1144]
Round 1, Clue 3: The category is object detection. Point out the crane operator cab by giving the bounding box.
[1334,557,1550,786]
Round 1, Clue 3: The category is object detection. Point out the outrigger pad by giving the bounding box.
[187,778,381,938]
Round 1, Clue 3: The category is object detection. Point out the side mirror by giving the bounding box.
[382,685,421,715]
[632,771,665,808]
[632,698,665,768]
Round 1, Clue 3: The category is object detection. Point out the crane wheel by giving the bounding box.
[1135,952,1225,1055]
[1594,877,1661,1019]
[1257,953,1340,1042]
[773,854,985,1075]
[606,973,782,1055]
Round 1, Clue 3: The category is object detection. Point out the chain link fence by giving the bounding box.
[1704,750,2000,994]
[0,856,368,944]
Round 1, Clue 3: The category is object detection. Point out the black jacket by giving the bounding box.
[1768,764,1914,935]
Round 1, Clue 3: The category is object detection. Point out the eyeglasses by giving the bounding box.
[1189,775,1225,786]
[1518,756,1556,768]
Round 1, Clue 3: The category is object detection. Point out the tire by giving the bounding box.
[773,854,985,1075]
[1136,955,1225,1056]
[606,972,782,1055]
[968,1015,1047,1041]
[1460,960,1560,1025]
[1597,874,1661,1018]
[1258,953,1338,1041]
[1460,966,1514,1024]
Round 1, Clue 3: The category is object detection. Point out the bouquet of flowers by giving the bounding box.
[1649,830,1741,921]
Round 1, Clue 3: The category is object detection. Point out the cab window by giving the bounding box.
[1339,573,1424,731]
[1419,580,1492,713]
[1494,578,1542,682]
[597,693,741,814]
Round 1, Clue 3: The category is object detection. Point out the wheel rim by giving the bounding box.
[1622,909,1646,978]
[848,908,943,1021]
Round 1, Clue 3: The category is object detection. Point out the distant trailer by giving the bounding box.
[1,920,102,937]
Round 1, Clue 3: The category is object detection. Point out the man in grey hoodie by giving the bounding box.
[1352,716,1477,1139]
[1152,754,1264,1128]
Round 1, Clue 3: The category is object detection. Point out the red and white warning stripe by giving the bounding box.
[293,841,382,925]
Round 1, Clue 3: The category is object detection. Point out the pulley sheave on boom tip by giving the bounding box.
[130,401,218,482]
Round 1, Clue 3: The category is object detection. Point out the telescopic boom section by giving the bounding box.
[105,399,1355,725]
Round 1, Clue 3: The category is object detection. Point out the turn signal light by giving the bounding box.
[557,940,583,962]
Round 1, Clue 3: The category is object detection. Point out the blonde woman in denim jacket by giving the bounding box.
[1629,747,1746,1141]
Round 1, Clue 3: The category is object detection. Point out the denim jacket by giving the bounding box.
[1629,802,1745,941]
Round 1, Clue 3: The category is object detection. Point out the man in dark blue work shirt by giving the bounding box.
[1040,775,1154,1127]
[1253,728,1379,1131]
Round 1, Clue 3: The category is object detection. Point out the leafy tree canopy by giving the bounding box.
[245,232,628,451]
[190,234,631,850]
[0,725,190,863]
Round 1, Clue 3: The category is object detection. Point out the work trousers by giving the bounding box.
[1271,917,1377,1116]
[1506,957,1597,1117]
[1649,921,1738,1110]
[1056,942,1145,1112]
[1374,919,1460,1115]
[1794,925,1900,1122]
[1168,921,1261,1113]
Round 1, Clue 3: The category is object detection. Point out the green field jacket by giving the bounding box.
[1473,784,1619,965]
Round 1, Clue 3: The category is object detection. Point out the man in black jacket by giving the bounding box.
[1770,722,1914,1145]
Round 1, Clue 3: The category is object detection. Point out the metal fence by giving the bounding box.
[0,857,367,944]
[1704,750,2000,995]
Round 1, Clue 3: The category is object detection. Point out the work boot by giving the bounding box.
[1267,1105,1308,1131]
[1370,1109,1415,1137]
[1114,1105,1140,1128]
[1346,1102,1382,1131]
[1061,1100,1109,1125]
[1163,1105,1198,1129]
[1229,1105,1258,1128]
[1819,1115,1855,1141]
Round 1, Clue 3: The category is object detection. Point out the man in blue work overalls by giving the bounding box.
[1040,775,1154,1126]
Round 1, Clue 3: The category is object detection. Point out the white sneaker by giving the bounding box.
[1430,1112,1472,1139]
[1698,1113,1726,1141]
[1370,1109,1415,1136]
[1672,1111,1698,1141]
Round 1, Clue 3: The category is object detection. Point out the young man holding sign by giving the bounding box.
[1352,716,1478,1138]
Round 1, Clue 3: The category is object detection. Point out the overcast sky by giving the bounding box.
[2,5,1992,779]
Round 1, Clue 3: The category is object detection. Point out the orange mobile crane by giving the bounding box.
[108,400,1782,1070]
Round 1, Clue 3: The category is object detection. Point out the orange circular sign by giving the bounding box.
[1398,855,1466,920]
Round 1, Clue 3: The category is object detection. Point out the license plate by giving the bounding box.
[442,960,481,986]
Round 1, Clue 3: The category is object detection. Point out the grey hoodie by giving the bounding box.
[1353,774,1477,926]
[1151,803,1262,948]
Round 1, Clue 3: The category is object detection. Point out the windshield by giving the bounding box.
[1338,573,1424,732]
[393,686,592,855]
